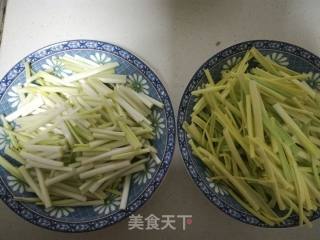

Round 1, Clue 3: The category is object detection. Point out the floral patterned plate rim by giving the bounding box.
[0,39,175,232]
[177,40,320,227]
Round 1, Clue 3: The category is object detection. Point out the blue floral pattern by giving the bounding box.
[0,40,175,232]
[7,176,27,194]
[45,207,75,218]
[41,56,72,77]
[89,52,111,65]
[0,127,10,151]
[133,159,157,185]
[150,110,165,139]
[266,52,289,66]
[94,196,121,215]
[306,72,320,90]
[7,84,22,108]
[127,74,149,94]
[222,56,241,70]
[204,170,228,196]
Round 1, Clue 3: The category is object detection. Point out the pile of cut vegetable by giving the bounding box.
[184,48,320,226]
[0,54,163,210]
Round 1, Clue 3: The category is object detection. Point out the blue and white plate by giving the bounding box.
[0,40,175,232]
[177,40,320,227]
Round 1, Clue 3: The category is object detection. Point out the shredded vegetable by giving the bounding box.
[184,47,320,226]
[0,54,163,210]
